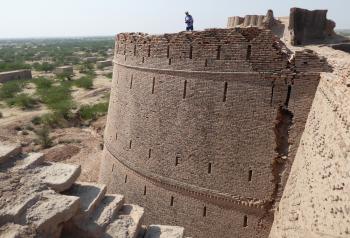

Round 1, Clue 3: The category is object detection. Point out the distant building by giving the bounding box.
[96,60,113,69]
[0,69,32,83]
[84,57,97,63]
[54,66,73,76]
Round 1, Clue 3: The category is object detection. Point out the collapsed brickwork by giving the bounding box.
[270,45,350,238]
[99,28,329,237]
[0,69,32,83]
[227,10,285,38]
[228,8,338,46]
[289,8,336,45]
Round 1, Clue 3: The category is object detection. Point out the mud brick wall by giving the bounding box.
[99,28,321,238]
[0,70,32,83]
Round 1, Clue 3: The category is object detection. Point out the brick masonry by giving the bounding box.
[0,69,32,83]
[99,28,325,238]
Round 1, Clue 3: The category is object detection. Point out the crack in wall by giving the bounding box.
[259,102,294,229]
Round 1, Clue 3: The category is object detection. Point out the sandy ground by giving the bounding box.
[0,68,112,182]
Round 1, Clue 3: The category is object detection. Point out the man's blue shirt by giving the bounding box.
[185,15,194,27]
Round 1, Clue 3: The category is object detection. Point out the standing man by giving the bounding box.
[185,11,194,31]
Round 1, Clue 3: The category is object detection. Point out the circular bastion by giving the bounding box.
[99,28,321,238]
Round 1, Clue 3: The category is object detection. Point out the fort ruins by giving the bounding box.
[0,6,349,238]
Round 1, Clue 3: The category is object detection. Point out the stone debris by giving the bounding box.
[0,142,184,238]
[104,204,144,238]
[145,225,185,238]
[38,162,81,193]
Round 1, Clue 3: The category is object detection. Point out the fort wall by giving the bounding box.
[100,28,323,237]
[0,69,32,83]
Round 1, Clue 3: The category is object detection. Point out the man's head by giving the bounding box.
[185,11,189,15]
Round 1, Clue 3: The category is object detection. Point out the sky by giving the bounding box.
[0,0,349,38]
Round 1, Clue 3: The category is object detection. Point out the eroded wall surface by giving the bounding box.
[270,46,350,238]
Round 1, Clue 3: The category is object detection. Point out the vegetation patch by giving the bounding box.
[33,77,53,89]
[36,81,74,118]
[0,62,31,73]
[6,93,38,109]
[0,80,27,99]
[74,76,94,89]
[78,102,108,120]
[35,126,53,148]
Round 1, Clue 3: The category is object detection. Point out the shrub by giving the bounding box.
[0,80,27,99]
[35,126,52,148]
[33,77,52,90]
[78,102,109,120]
[40,112,68,128]
[37,83,74,117]
[6,93,38,109]
[75,76,93,89]
[31,116,42,125]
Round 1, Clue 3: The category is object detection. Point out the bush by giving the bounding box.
[78,102,109,120]
[40,112,69,128]
[31,116,42,125]
[33,77,52,89]
[0,80,27,99]
[6,93,38,109]
[75,76,93,89]
[37,83,74,117]
[33,62,55,72]
[35,126,52,148]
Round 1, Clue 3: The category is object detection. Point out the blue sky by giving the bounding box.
[0,0,349,38]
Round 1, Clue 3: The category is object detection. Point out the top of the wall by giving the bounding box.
[116,28,269,44]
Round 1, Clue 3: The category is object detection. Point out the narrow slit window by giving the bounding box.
[270,83,275,106]
[205,59,208,67]
[124,175,128,183]
[143,186,147,195]
[148,149,152,158]
[130,75,133,89]
[152,77,155,94]
[246,45,252,60]
[169,58,172,65]
[223,82,228,102]
[170,196,174,206]
[134,44,137,56]
[189,45,193,59]
[217,45,221,60]
[248,170,253,182]
[243,215,248,227]
[148,45,151,57]
[167,45,170,58]
[183,80,187,99]
[115,133,118,141]
[175,156,180,166]
[203,206,207,217]
[142,57,145,63]
[112,164,115,172]
[208,163,212,174]
[129,140,132,149]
